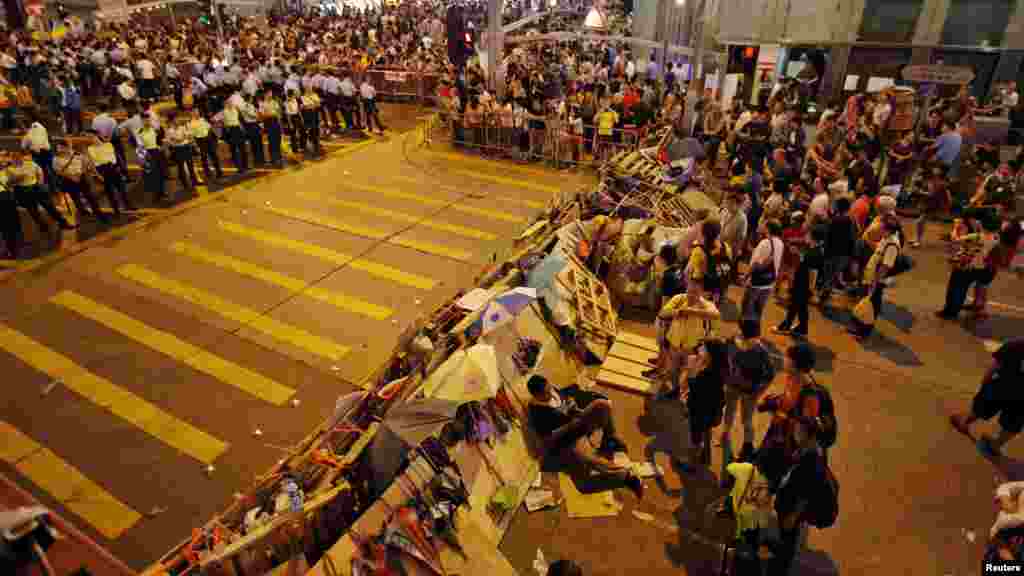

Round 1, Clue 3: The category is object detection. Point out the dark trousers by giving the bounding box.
[31,150,57,196]
[63,107,82,135]
[0,107,15,131]
[302,110,321,156]
[97,164,131,213]
[111,135,128,177]
[196,135,223,179]
[14,185,68,231]
[61,178,104,219]
[171,145,198,191]
[768,524,802,576]
[243,121,265,166]
[0,195,21,257]
[340,96,357,130]
[940,267,989,318]
[326,94,341,129]
[286,115,303,151]
[264,119,283,165]
[363,99,385,132]
[225,126,248,172]
[144,148,168,200]
[781,284,810,331]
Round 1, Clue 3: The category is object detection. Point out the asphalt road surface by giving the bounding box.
[1,128,1022,574]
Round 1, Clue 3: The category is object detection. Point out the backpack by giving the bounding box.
[728,338,775,394]
[701,243,731,293]
[800,376,837,449]
[805,460,840,529]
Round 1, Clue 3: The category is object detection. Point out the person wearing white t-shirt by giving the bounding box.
[136,58,156,102]
[742,219,785,334]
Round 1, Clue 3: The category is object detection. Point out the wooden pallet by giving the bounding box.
[595,332,659,395]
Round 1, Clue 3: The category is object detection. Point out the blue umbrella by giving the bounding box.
[469,287,538,337]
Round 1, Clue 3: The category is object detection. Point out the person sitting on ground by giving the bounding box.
[526,375,643,499]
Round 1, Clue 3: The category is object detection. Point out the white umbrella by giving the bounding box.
[423,343,501,403]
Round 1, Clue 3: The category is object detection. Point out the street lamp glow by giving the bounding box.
[675,0,685,6]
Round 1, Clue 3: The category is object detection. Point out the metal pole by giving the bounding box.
[168,3,176,28]
[488,0,502,97]
[657,0,668,78]
[214,1,225,47]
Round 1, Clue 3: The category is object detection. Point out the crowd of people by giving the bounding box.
[0,2,470,260]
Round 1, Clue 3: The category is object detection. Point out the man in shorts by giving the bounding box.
[951,339,1024,457]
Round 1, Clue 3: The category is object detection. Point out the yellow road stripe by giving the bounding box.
[168,242,394,320]
[298,191,497,241]
[0,325,227,464]
[117,264,351,362]
[445,167,559,195]
[388,174,547,210]
[262,205,474,262]
[424,150,560,179]
[0,422,142,539]
[52,291,296,406]
[217,221,436,290]
[341,181,525,224]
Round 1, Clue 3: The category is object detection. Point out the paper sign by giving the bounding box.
[844,75,860,91]
[901,64,975,85]
[866,77,894,93]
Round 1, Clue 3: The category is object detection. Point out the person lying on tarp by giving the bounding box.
[526,375,644,500]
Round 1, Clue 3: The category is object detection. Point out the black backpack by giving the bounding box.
[806,460,840,529]
[800,376,838,449]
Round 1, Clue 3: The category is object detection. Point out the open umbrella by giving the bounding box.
[422,343,501,403]
[469,287,538,337]
[382,397,459,447]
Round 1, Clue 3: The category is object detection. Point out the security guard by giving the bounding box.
[301,86,322,157]
[260,90,284,167]
[166,112,198,192]
[240,93,265,167]
[222,96,248,174]
[339,72,359,132]
[9,149,74,236]
[138,116,167,202]
[54,139,108,223]
[0,154,21,259]
[190,108,222,182]
[87,132,134,216]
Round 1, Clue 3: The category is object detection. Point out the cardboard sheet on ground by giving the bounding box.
[558,473,623,519]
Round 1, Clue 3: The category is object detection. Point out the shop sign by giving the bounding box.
[901,65,975,85]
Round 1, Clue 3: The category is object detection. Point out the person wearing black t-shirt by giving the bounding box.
[776,223,825,337]
[821,196,857,300]
[526,375,643,499]
[951,339,1024,457]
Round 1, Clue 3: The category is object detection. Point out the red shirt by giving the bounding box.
[850,196,871,230]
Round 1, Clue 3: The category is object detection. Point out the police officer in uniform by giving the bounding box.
[54,139,108,223]
[222,96,248,173]
[9,149,74,236]
[240,93,266,167]
[0,154,21,259]
[190,108,223,182]
[166,112,198,192]
[87,132,134,216]
[301,85,322,157]
[138,117,168,202]
[285,89,304,154]
[260,90,284,167]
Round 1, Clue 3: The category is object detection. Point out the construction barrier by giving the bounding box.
[427,111,654,169]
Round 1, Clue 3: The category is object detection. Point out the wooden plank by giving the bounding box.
[608,342,655,365]
[615,331,659,353]
[596,369,653,395]
[601,355,650,381]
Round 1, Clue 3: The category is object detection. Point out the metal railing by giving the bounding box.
[361,68,444,107]
[426,110,651,168]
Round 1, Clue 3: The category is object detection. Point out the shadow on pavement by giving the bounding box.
[859,330,924,367]
[966,313,1022,343]
[880,302,916,333]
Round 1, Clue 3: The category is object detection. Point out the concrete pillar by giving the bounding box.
[912,0,951,45]
[828,44,851,102]
[1004,0,1024,49]
[488,0,502,96]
